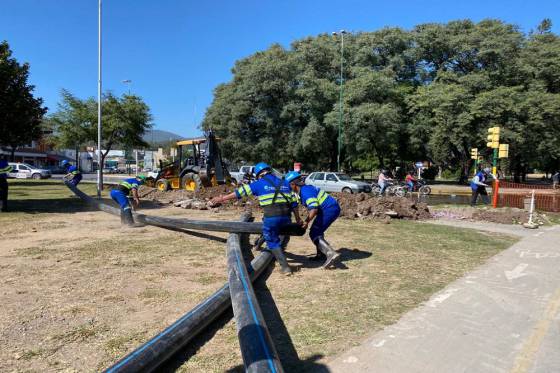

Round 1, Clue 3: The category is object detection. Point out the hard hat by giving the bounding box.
[285,171,302,183]
[61,160,69,167]
[136,175,147,182]
[0,159,8,168]
[254,162,271,177]
[483,167,491,174]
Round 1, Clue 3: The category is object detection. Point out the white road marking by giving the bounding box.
[505,263,529,280]
[343,356,359,363]
[427,288,460,307]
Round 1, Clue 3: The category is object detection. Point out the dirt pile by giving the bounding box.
[333,193,431,220]
[138,184,235,204]
[139,186,431,220]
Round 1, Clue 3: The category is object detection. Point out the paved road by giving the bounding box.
[328,221,560,373]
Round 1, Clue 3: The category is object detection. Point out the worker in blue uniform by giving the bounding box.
[211,162,301,275]
[110,175,146,226]
[61,160,82,186]
[285,171,341,268]
[0,158,13,212]
[470,167,493,206]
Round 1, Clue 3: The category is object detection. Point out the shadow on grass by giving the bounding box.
[286,247,372,270]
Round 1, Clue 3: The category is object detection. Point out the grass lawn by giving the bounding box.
[0,180,519,372]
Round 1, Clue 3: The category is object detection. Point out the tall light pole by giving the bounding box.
[97,0,103,198]
[122,79,132,95]
[332,30,346,172]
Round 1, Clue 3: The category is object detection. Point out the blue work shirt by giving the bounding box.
[470,171,487,191]
[118,178,142,195]
[235,173,298,216]
[0,160,12,179]
[299,185,338,211]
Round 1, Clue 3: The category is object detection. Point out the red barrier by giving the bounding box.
[497,191,560,212]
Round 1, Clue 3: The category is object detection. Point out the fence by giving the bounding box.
[496,181,560,212]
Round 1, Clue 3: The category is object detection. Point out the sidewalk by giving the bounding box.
[328,222,560,373]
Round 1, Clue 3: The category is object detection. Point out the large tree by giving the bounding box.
[50,91,152,186]
[202,19,560,179]
[0,41,47,160]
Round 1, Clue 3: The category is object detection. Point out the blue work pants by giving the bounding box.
[309,205,341,242]
[262,215,291,250]
[110,189,131,211]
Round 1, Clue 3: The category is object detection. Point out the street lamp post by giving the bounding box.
[97,0,103,198]
[122,79,132,95]
[332,30,347,172]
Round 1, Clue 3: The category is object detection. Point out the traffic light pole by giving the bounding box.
[492,148,498,176]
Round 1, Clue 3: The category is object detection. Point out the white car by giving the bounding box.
[305,172,371,193]
[8,163,52,179]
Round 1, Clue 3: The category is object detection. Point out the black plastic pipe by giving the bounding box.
[104,214,275,373]
[65,182,305,236]
[227,213,284,373]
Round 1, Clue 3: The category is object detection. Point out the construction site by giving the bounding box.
[1,167,559,372]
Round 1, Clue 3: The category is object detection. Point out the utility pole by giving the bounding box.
[122,79,132,95]
[97,0,103,198]
[332,30,347,172]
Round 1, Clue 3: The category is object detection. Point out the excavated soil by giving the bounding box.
[138,185,432,220]
[333,193,431,220]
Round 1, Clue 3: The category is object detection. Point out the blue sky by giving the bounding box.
[1,0,558,137]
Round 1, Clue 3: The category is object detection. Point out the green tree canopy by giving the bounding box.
[202,19,560,179]
[0,40,47,160]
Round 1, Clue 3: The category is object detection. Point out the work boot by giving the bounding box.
[315,237,340,269]
[122,209,135,226]
[269,249,292,276]
[309,243,326,262]
[254,235,266,251]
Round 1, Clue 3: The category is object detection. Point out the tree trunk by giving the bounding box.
[75,145,79,168]
[458,159,469,185]
[9,147,16,162]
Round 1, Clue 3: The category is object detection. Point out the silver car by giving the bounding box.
[305,172,371,193]
[8,163,52,179]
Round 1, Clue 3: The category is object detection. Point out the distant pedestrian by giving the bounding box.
[553,171,560,189]
[470,167,493,206]
[0,158,13,212]
[378,169,392,195]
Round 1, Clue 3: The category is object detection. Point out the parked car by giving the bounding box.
[305,172,371,193]
[230,165,254,184]
[8,163,52,179]
[147,169,160,179]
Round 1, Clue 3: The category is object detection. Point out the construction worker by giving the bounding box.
[61,160,82,186]
[285,171,341,268]
[0,158,13,212]
[210,162,300,275]
[110,175,146,226]
[470,167,493,206]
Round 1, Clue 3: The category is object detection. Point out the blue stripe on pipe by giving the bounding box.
[105,286,226,372]
[234,247,277,373]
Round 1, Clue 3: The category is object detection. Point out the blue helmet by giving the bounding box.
[0,159,8,168]
[254,162,271,177]
[285,171,302,183]
[61,160,69,167]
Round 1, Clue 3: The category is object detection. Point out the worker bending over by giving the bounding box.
[211,162,300,275]
[285,171,341,268]
[0,158,13,212]
[61,160,82,186]
[111,175,146,226]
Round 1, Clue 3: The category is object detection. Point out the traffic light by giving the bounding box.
[487,127,500,148]
[470,148,478,160]
[499,143,509,158]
